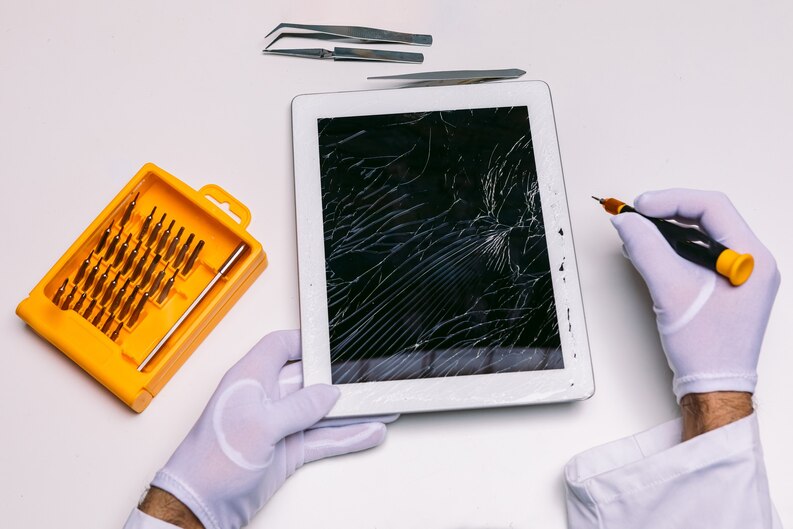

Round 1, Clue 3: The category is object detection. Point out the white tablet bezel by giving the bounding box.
[292,81,593,417]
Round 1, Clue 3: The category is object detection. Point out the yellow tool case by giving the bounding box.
[16,163,267,412]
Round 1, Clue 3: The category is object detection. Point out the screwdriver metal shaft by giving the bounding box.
[138,243,247,371]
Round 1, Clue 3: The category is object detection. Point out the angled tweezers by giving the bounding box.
[264,23,432,49]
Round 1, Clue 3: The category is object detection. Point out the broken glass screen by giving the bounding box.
[318,106,563,384]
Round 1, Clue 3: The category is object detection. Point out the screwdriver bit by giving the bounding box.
[92,307,105,327]
[139,206,156,241]
[156,270,177,303]
[131,248,150,282]
[165,227,184,262]
[110,322,123,342]
[128,291,149,327]
[73,292,87,313]
[83,298,97,320]
[122,240,141,275]
[62,285,77,310]
[147,213,166,247]
[105,228,122,261]
[120,192,139,228]
[92,265,111,299]
[96,222,113,254]
[174,233,194,269]
[101,273,120,306]
[74,251,93,285]
[53,278,69,305]
[156,219,175,254]
[113,234,132,268]
[182,240,205,275]
[119,285,139,321]
[83,259,102,292]
[111,278,130,314]
[150,270,165,296]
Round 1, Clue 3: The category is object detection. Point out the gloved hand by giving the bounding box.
[150,330,390,529]
[610,189,780,401]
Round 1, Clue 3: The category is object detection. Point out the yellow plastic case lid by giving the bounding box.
[16,163,267,412]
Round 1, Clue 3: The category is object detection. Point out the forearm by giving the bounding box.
[680,391,753,441]
[138,487,204,529]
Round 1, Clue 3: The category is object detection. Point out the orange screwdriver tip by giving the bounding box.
[591,196,604,203]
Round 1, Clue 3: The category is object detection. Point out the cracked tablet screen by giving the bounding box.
[318,106,562,384]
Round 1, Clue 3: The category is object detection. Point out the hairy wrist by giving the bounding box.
[680,391,753,441]
[139,486,204,529]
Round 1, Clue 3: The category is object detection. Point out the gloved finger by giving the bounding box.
[611,213,691,305]
[303,422,388,464]
[267,384,340,441]
[633,189,754,245]
[314,414,400,428]
[277,361,303,398]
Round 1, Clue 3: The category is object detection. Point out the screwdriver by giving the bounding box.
[137,243,248,371]
[593,196,754,286]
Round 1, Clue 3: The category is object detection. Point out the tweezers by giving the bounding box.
[368,68,526,82]
[263,47,424,64]
[264,23,432,49]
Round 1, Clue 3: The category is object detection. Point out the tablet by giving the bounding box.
[292,81,593,417]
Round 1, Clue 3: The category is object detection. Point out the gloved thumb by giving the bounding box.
[611,213,691,305]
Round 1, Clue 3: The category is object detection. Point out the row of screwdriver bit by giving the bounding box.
[51,192,206,342]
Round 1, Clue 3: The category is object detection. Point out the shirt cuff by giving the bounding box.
[564,413,776,528]
[122,507,182,529]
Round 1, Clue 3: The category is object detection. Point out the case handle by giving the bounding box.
[199,184,252,229]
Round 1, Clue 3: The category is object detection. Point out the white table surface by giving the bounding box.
[1,1,791,527]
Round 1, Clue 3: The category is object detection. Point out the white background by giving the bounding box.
[1,1,791,527]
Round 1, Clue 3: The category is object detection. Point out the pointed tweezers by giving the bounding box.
[368,69,526,82]
[263,47,424,64]
[264,23,432,49]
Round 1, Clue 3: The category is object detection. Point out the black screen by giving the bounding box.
[318,107,562,384]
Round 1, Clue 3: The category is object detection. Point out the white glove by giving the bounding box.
[610,189,780,400]
[150,330,390,529]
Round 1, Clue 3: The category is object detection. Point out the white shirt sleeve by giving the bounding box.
[122,507,182,529]
[565,412,783,528]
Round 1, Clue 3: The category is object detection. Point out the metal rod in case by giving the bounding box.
[136,243,248,372]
